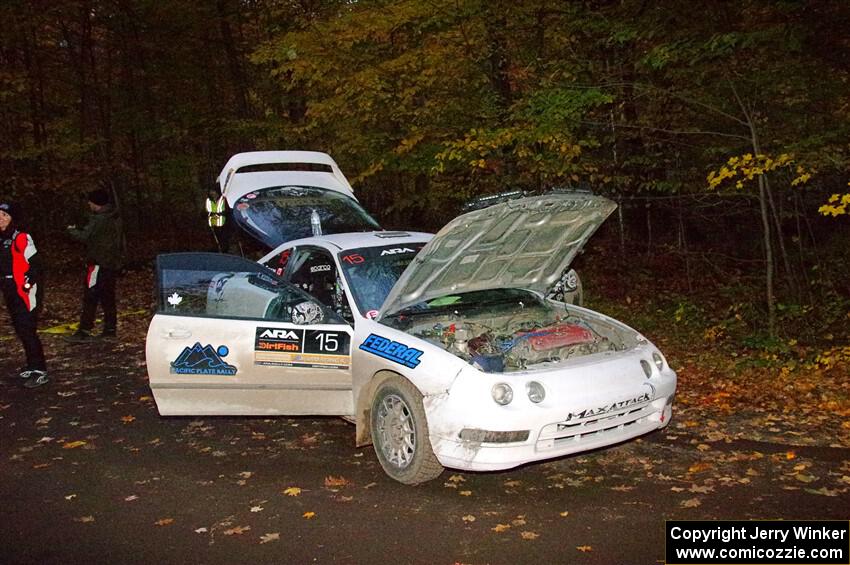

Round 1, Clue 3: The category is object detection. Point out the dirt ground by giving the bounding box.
[1,270,848,564]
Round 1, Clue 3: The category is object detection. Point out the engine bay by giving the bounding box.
[384,290,637,373]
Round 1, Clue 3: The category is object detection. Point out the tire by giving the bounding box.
[370,376,444,485]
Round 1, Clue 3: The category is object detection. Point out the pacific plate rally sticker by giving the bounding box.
[170,343,237,375]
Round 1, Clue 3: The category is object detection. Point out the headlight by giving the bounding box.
[491,383,513,405]
[640,359,652,378]
[526,381,545,403]
[652,352,665,371]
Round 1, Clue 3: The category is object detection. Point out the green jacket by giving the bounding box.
[69,206,126,269]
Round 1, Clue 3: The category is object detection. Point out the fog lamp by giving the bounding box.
[491,383,513,405]
[526,381,546,403]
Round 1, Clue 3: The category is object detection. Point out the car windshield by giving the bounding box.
[338,244,426,316]
[232,186,381,248]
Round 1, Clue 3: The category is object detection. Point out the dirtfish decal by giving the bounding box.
[359,334,423,369]
[170,343,237,375]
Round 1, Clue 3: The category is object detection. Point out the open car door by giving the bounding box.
[146,253,354,416]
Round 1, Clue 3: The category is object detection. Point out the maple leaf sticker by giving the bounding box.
[167,292,183,307]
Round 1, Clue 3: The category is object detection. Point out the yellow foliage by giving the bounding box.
[708,152,801,191]
[819,185,850,217]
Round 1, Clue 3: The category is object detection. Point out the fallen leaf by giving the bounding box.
[447,474,466,484]
[459,490,472,496]
[62,441,87,449]
[611,485,634,492]
[124,495,139,502]
[139,396,153,402]
[681,498,701,508]
[121,416,136,424]
[223,526,251,535]
[64,494,77,500]
[576,545,593,552]
[194,527,208,534]
[462,515,476,523]
[503,480,521,488]
[324,475,350,488]
[74,515,94,523]
[559,511,569,517]
[687,462,712,474]
[512,518,527,527]
[303,511,316,519]
[786,450,796,460]
[282,486,302,496]
[259,532,280,544]
[250,506,263,513]
[804,487,838,497]
[154,518,174,526]
[36,417,52,425]
[238,471,253,479]
[521,531,539,540]
[795,474,817,484]
[689,484,713,494]
[491,524,511,533]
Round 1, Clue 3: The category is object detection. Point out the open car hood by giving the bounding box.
[379,193,616,319]
[217,151,380,249]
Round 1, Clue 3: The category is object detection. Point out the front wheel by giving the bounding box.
[371,376,444,485]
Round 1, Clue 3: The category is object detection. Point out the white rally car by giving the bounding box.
[146,152,676,484]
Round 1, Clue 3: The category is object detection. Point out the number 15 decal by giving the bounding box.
[305,330,351,355]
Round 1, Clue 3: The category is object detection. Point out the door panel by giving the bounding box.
[147,253,353,416]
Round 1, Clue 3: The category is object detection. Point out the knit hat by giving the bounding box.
[87,189,110,206]
[0,201,18,219]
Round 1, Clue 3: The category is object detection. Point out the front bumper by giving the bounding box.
[432,399,672,472]
[424,347,677,472]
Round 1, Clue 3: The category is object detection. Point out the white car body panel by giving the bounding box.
[218,150,355,206]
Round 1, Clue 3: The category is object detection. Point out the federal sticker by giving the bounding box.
[359,334,423,369]
[254,327,350,369]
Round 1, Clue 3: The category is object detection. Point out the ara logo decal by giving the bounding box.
[170,343,237,375]
[359,334,423,369]
[259,329,300,340]
[380,247,416,256]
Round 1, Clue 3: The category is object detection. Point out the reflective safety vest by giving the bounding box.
[206,195,227,227]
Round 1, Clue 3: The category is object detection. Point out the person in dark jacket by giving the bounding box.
[0,201,49,387]
[66,186,125,342]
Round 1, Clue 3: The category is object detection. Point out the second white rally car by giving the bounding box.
[146,151,676,484]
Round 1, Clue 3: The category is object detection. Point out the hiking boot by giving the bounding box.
[22,370,49,388]
[65,330,98,343]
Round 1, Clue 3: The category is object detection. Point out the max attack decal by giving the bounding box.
[170,343,237,375]
[359,334,423,369]
[559,392,651,426]
[254,327,351,369]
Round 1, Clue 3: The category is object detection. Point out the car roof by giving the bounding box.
[262,231,432,258]
[218,151,355,205]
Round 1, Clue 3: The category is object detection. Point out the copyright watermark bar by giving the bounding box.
[666,520,849,564]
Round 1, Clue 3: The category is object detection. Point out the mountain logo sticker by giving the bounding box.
[170,342,237,375]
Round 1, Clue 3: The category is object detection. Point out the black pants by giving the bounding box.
[2,279,46,371]
[79,264,118,334]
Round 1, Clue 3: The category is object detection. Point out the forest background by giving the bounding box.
[1,0,849,366]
